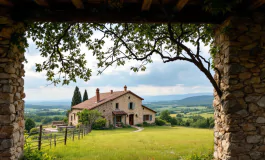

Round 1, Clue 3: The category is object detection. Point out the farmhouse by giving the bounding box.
[69,86,156,127]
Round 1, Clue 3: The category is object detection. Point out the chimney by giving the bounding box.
[124,85,127,91]
[96,88,100,102]
[111,90,113,94]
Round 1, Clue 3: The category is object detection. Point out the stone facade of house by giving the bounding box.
[69,87,156,127]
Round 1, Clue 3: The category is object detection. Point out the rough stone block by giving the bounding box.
[256,117,265,123]
[1,139,13,150]
[247,135,262,143]
[257,96,265,107]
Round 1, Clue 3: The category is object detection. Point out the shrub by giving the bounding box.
[170,117,178,125]
[160,110,172,122]
[23,143,53,160]
[143,121,149,126]
[25,118,36,133]
[184,149,213,160]
[123,124,131,128]
[155,118,167,126]
[30,128,39,135]
[136,124,143,127]
[92,118,107,130]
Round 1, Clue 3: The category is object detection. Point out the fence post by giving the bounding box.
[38,125,42,150]
[50,134,52,149]
[78,128,80,140]
[54,134,56,147]
[64,127,68,145]
[72,129,75,141]
[82,127,84,139]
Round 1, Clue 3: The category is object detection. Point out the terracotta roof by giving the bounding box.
[142,105,157,113]
[112,111,128,115]
[72,90,144,110]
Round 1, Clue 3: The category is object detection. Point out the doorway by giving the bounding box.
[129,114,134,125]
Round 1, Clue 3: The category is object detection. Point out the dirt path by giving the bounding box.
[131,125,144,132]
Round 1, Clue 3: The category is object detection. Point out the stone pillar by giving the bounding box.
[214,12,265,160]
[0,13,25,159]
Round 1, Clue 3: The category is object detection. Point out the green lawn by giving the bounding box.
[44,126,213,160]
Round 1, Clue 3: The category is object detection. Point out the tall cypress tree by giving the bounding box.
[71,86,82,106]
[83,89,89,102]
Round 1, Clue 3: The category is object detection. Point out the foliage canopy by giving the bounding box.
[27,22,223,97]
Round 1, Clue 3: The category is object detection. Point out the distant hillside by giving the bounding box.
[175,95,213,106]
[25,104,70,109]
[142,93,212,102]
[143,95,214,107]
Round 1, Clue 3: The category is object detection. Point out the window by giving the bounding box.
[116,103,119,109]
[71,115,73,121]
[116,116,121,122]
[143,115,152,121]
[129,102,134,109]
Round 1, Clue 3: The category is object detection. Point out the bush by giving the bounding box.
[170,117,178,125]
[155,118,167,126]
[143,121,149,126]
[25,118,36,133]
[160,110,172,122]
[92,118,107,130]
[23,143,53,160]
[184,149,213,160]
[30,128,39,135]
[123,124,131,128]
[136,124,143,127]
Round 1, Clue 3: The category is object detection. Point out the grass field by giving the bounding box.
[44,126,213,160]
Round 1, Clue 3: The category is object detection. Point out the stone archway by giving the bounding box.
[0,16,25,159]
[1,7,265,160]
[213,13,265,159]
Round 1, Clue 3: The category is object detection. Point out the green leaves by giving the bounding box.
[26,22,216,89]
[27,23,93,85]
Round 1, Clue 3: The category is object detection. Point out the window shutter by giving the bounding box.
[133,103,135,109]
[143,115,145,121]
[150,115,152,121]
[128,103,130,109]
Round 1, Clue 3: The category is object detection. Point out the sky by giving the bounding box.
[24,37,214,101]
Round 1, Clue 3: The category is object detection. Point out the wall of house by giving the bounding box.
[142,108,156,124]
[111,92,144,125]
[70,92,156,127]
[94,102,113,127]
[68,109,82,126]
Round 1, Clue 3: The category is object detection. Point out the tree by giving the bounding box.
[41,117,53,125]
[71,86,82,106]
[83,89,89,102]
[25,118,36,133]
[160,110,172,123]
[77,109,102,133]
[27,22,224,99]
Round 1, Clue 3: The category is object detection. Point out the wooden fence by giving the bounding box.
[25,125,89,150]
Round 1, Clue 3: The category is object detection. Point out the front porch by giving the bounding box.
[112,111,128,128]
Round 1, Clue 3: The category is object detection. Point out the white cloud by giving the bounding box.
[25,84,213,101]
[24,34,214,101]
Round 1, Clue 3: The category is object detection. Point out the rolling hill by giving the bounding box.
[143,95,214,107]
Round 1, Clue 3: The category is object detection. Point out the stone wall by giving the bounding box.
[0,14,25,159]
[214,12,265,160]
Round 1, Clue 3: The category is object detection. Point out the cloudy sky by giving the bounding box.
[24,37,214,101]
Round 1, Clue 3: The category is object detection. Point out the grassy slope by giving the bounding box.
[45,126,213,160]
